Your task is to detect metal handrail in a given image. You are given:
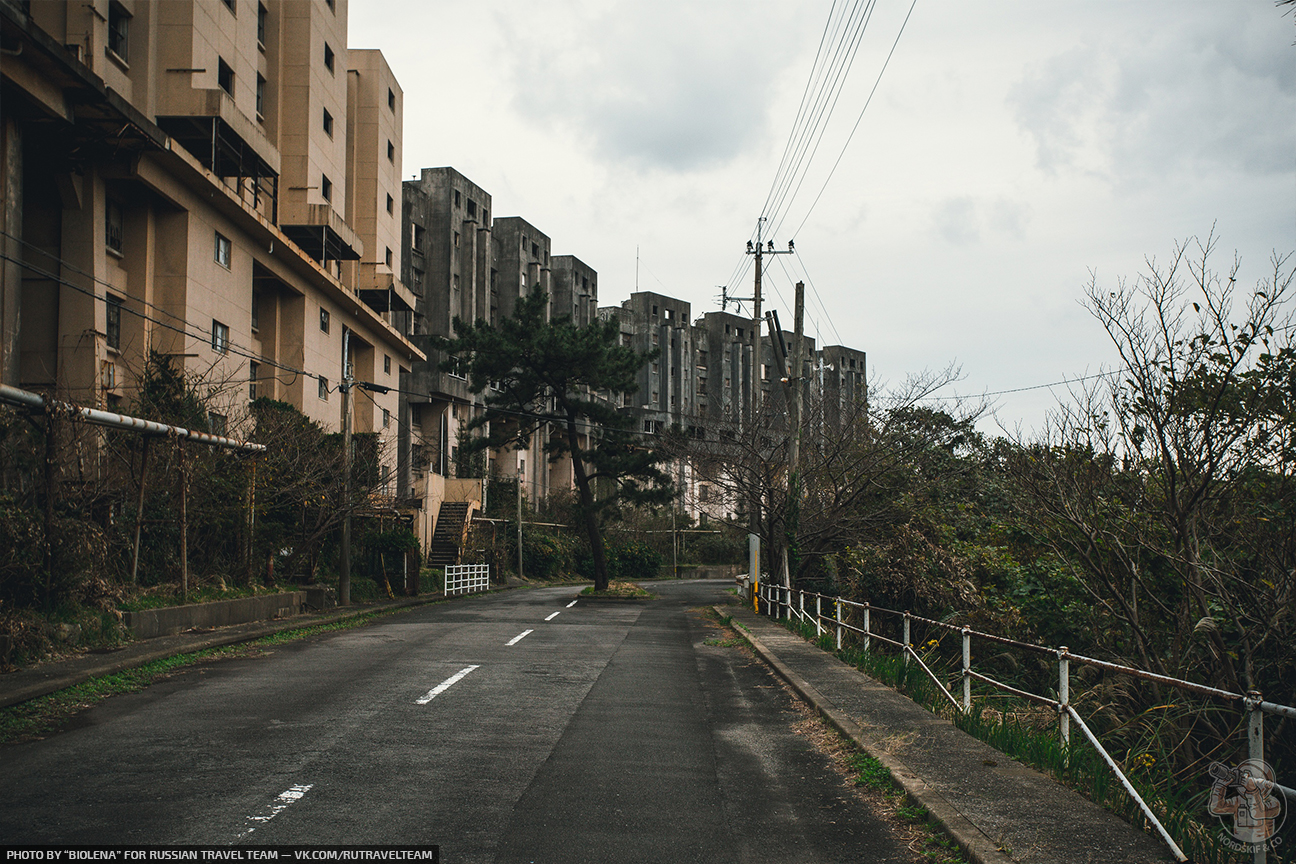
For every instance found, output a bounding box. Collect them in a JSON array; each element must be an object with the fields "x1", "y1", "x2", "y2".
[{"x1": 756, "y1": 583, "x2": 1295, "y2": 864}]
